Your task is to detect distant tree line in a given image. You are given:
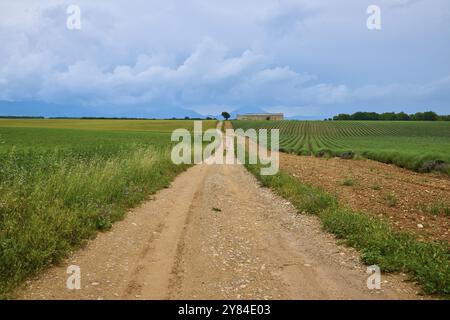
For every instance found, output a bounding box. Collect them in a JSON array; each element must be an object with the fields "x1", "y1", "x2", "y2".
[
  {"x1": 0, "y1": 115, "x2": 45, "y2": 119},
  {"x1": 73, "y1": 116, "x2": 217, "y2": 120},
  {"x1": 331, "y1": 111, "x2": 450, "y2": 121},
  {"x1": 0, "y1": 116, "x2": 217, "y2": 120}
]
